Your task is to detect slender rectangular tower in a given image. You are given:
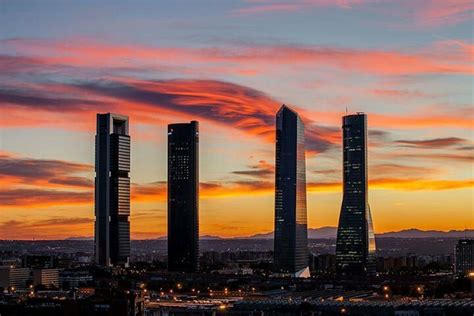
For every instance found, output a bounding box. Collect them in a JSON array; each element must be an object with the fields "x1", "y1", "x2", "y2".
[
  {"x1": 274, "y1": 105, "x2": 309, "y2": 277},
  {"x1": 336, "y1": 113, "x2": 376, "y2": 275},
  {"x1": 168, "y1": 121, "x2": 199, "y2": 272},
  {"x1": 455, "y1": 239, "x2": 473, "y2": 274},
  {"x1": 95, "y1": 113, "x2": 131, "y2": 267}
]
